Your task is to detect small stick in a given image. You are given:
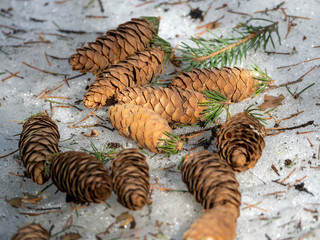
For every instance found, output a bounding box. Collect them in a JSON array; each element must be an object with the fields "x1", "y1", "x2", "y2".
[
  {"x1": 254, "y1": 1, "x2": 285, "y2": 14},
  {"x1": 215, "y1": 3, "x2": 227, "y2": 10},
  {"x1": 277, "y1": 59, "x2": 320, "y2": 69},
  {"x1": 265, "y1": 51, "x2": 290, "y2": 55},
  {"x1": 63, "y1": 73, "x2": 86, "y2": 86},
  {"x1": 267, "y1": 130, "x2": 285, "y2": 136},
  {"x1": 227, "y1": 9, "x2": 251, "y2": 16},
  {"x1": 281, "y1": 168, "x2": 296, "y2": 184},
  {"x1": 288, "y1": 176, "x2": 307, "y2": 189},
  {"x1": 278, "y1": 111, "x2": 304, "y2": 123},
  {"x1": 97, "y1": 0, "x2": 104, "y2": 12}
]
